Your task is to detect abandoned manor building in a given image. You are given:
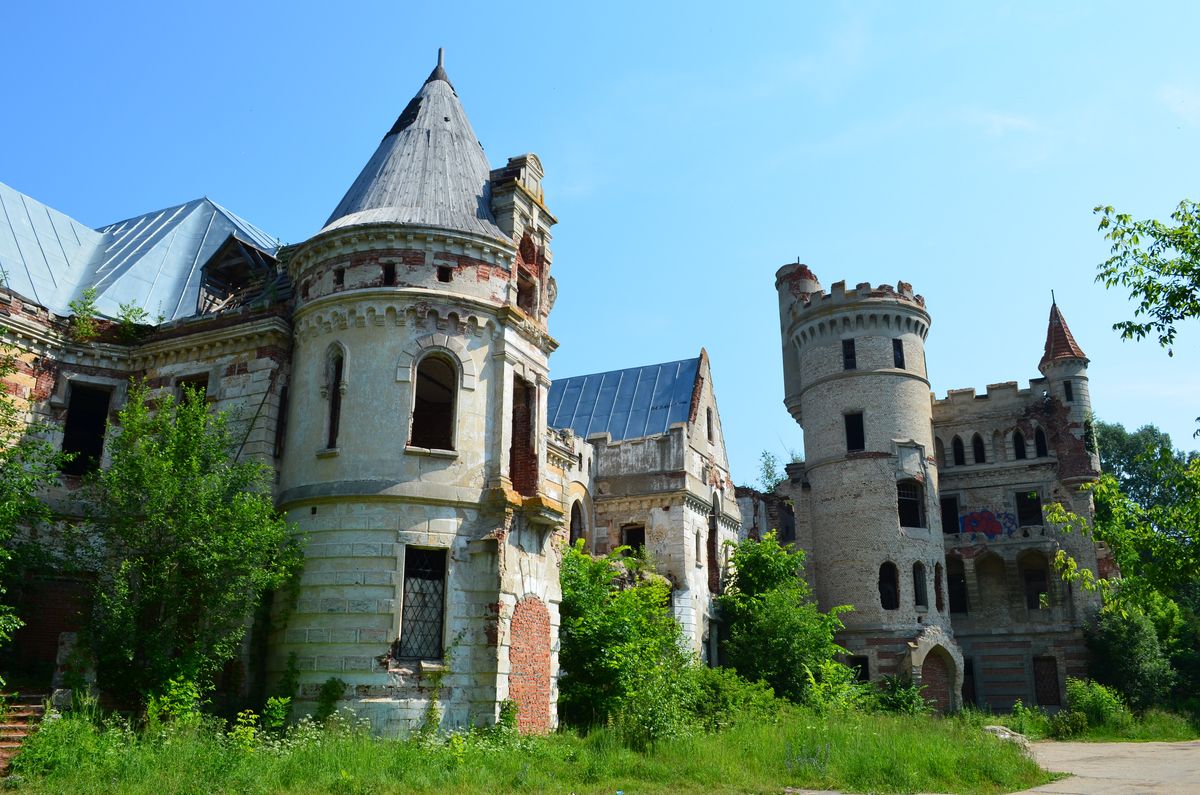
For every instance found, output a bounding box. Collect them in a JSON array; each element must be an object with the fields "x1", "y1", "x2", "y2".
[{"x1": 1, "y1": 54, "x2": 1103, "y2": 728}]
